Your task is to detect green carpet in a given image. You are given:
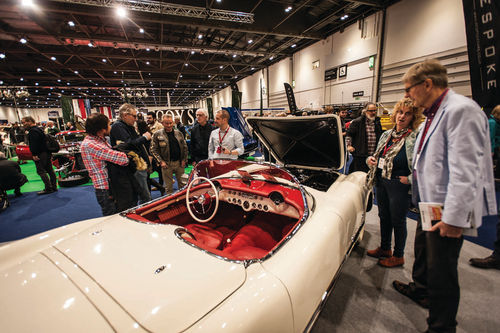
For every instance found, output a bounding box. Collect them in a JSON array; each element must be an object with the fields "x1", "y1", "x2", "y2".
[{"x1": 7, "y1": 157, "x2": 193, "y2": 194}]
